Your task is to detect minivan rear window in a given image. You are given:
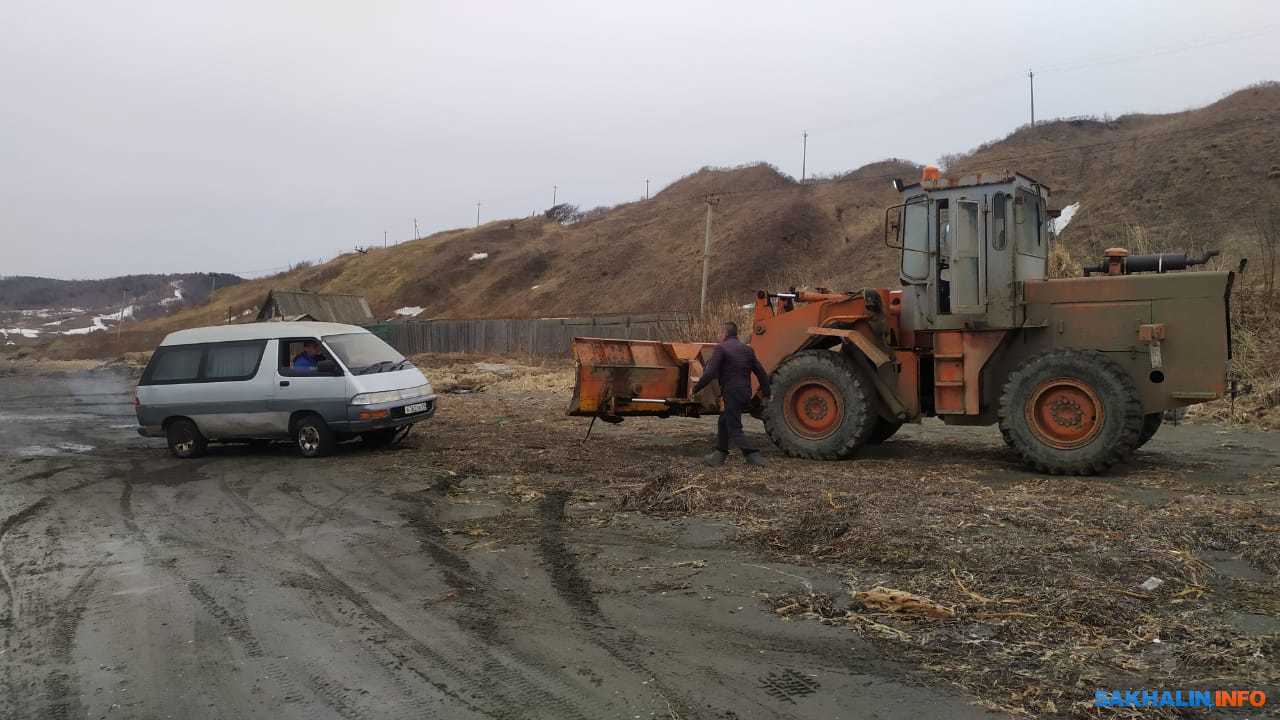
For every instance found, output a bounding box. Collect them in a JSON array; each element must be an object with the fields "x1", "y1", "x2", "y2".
[{"x1": 146, "y1": 346, "x2": 204, "y2": 383}]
